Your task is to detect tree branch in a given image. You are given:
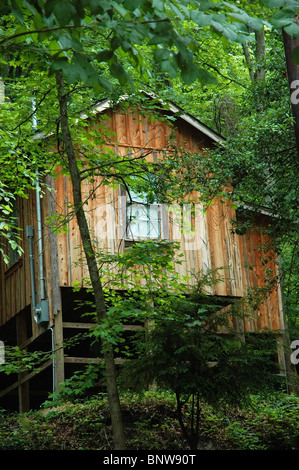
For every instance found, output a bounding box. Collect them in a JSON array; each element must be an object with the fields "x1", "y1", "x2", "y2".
[
  {"x1": 202, "y1": 62, "x2": 247, "y2": 88},
  {"x1": 0, "y1": 25, "x2": 83, "y2": 45},
  {"x1": 10, "y1": 88, "x2": 54, "y2": 132}
]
